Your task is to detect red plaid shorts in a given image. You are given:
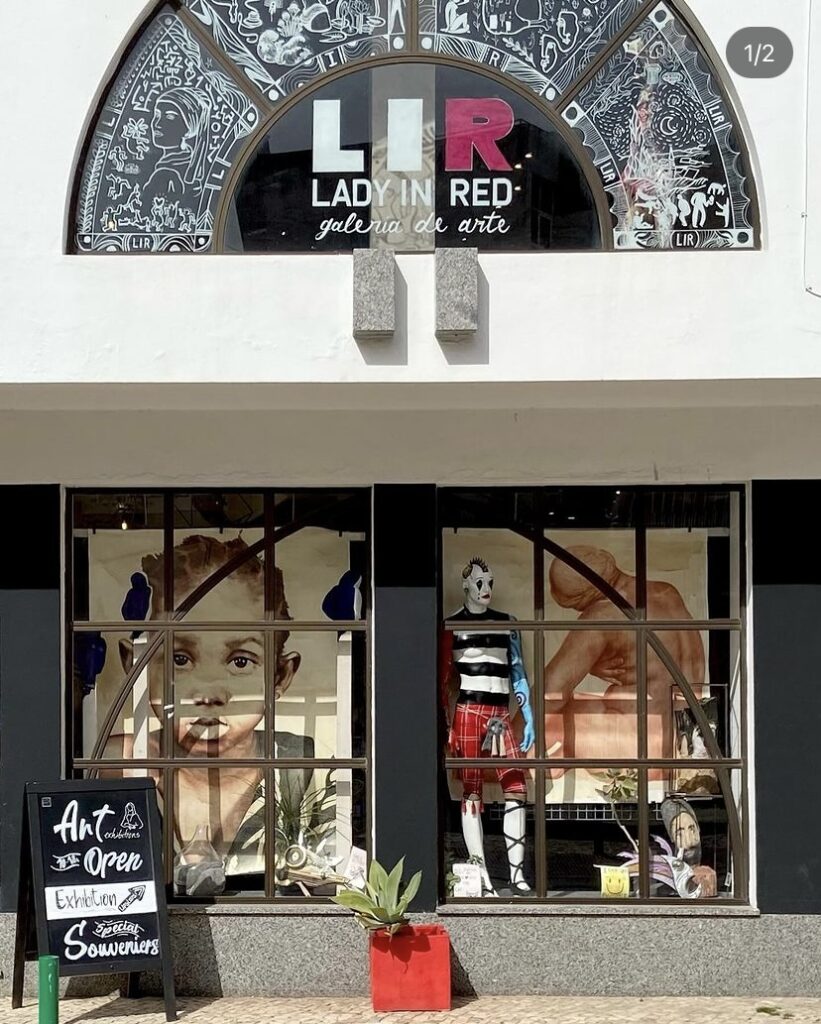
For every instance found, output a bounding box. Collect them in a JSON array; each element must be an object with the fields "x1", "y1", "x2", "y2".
[{"x1": 451, "y1": 702, "x2": 527, "y2": 800}]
